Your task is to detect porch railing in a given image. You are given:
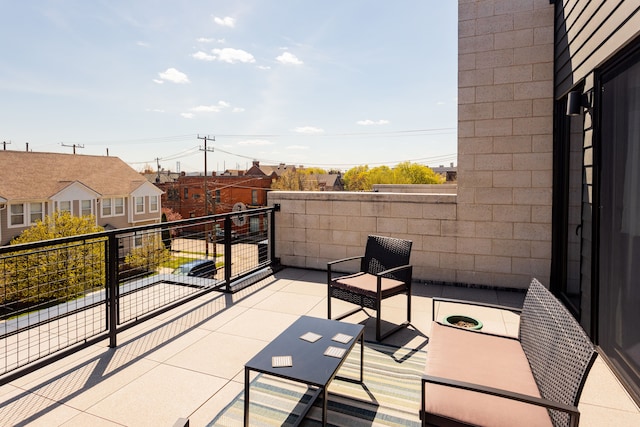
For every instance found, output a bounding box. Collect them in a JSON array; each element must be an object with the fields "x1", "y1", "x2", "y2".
[{"x1": 0, "y1": 207, "x2": 278, "y2": 385}]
